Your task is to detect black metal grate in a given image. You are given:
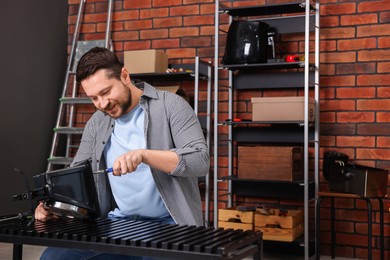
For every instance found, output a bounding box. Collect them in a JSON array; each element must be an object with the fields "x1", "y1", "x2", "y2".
[{"x1": 0, "y1": 217, "x2": 262, "y2": 260}]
